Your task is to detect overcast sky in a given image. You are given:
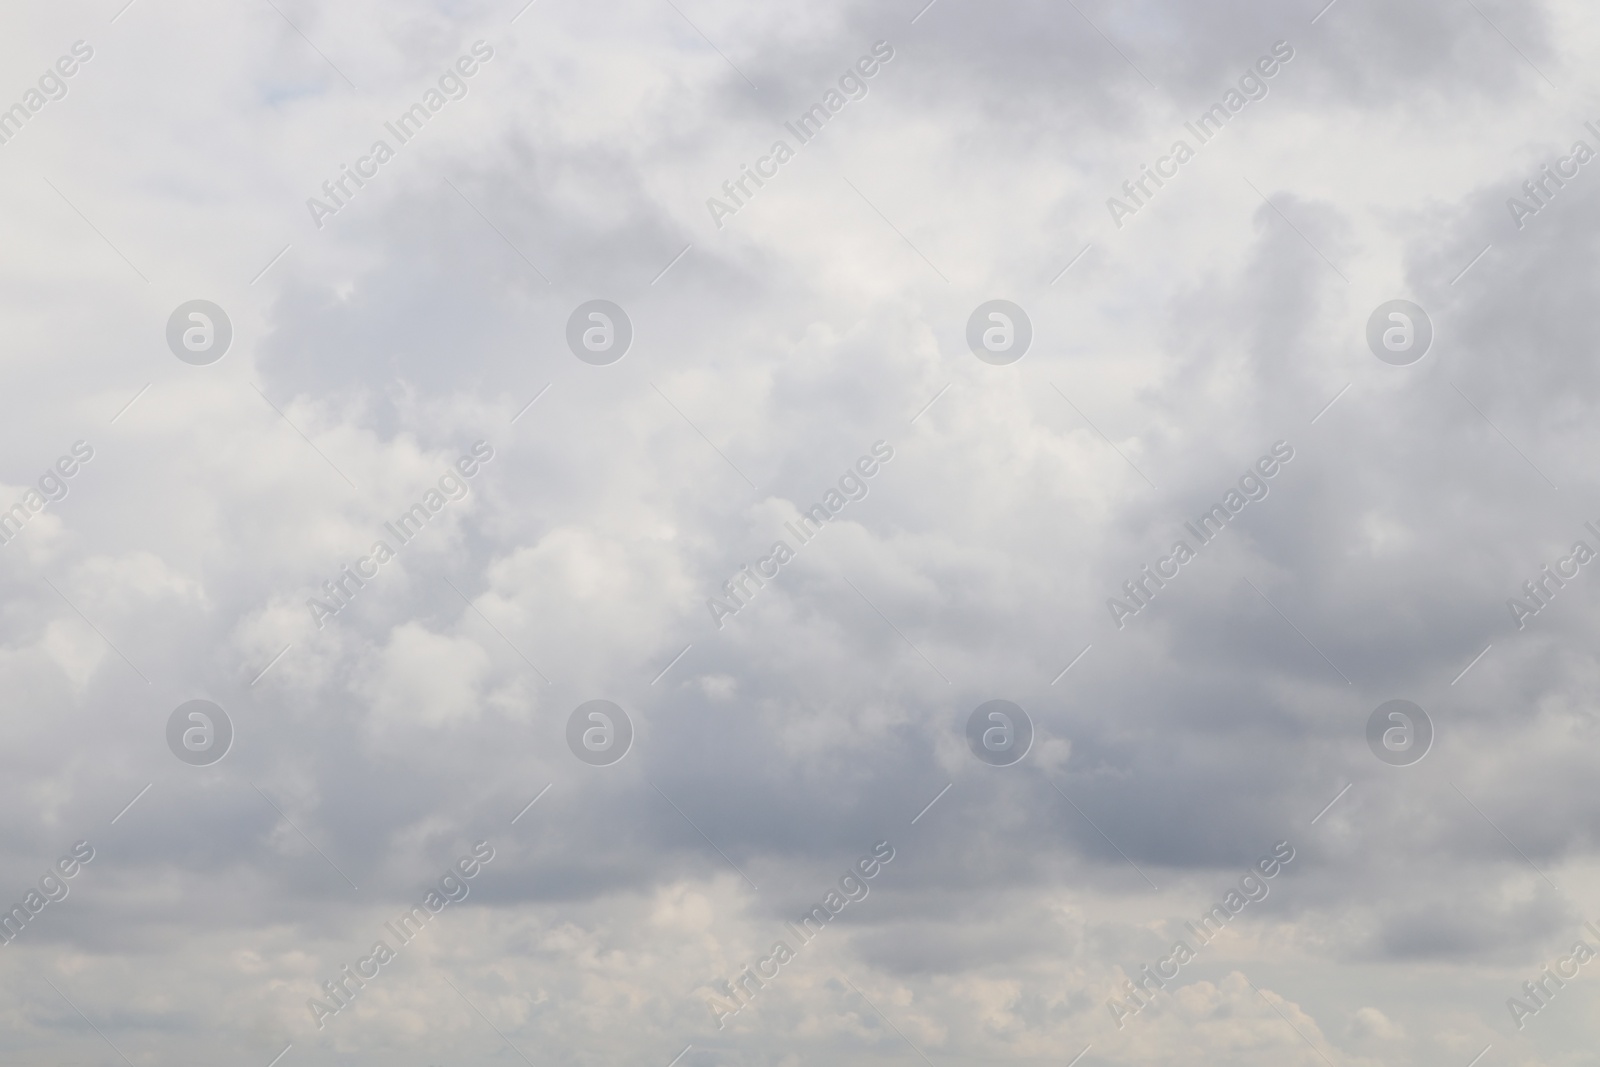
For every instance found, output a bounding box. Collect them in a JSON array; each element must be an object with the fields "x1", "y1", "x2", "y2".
[{"x1": 2, "y1": 0, "x2": 1600, "y2": 1064}]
